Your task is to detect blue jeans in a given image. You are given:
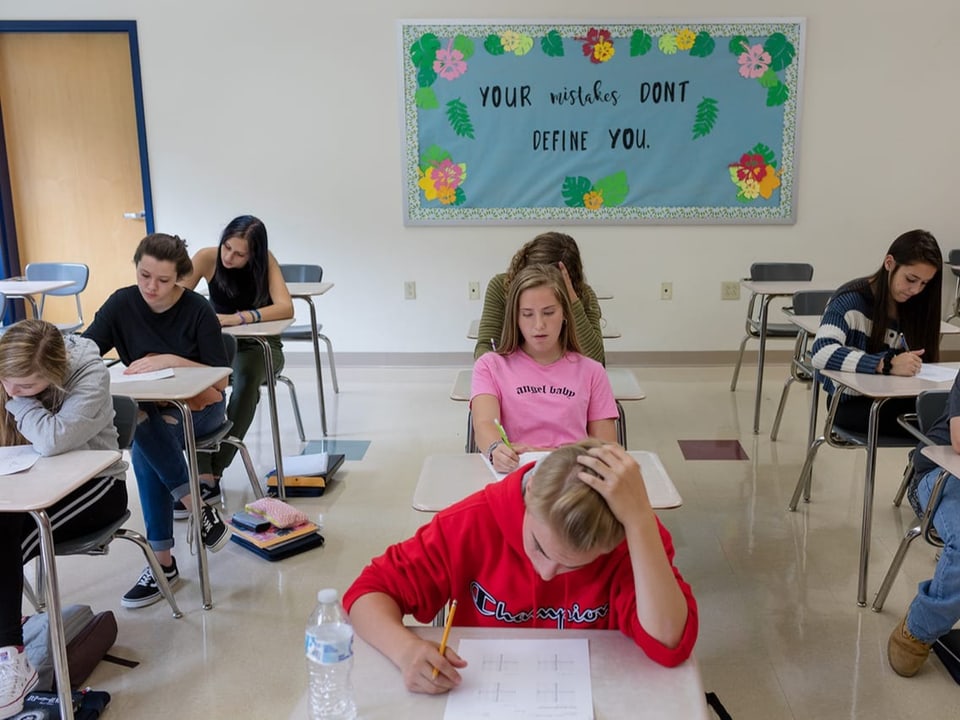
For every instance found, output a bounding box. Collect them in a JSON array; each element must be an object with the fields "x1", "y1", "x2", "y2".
[
  {"x1": 906, "y1": 467, "x2": 960, "y2": 642},
  {"x1": 131, "y1": 399, "x2": 226, "y2": 551}
]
